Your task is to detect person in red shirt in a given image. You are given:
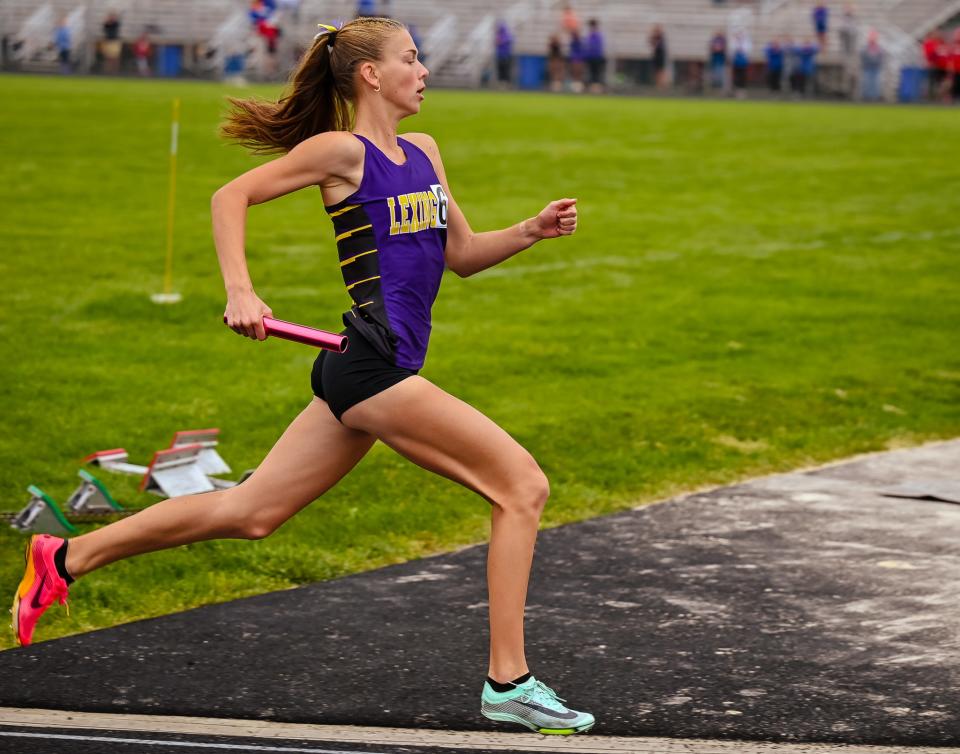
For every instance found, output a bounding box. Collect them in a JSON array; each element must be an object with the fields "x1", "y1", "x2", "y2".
[
  {"x1": 257, "y1": 17, "x2": 281, "y2": 78},
  {"x1": 133, "y1": 32, "x2": 152, "y2": 77},
  {"x1": 951, "y1": 28, "x2": 960, "y2": 103},
  {"x1": 923, "y1": 28, "x2": 950, "y2": 101}
]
